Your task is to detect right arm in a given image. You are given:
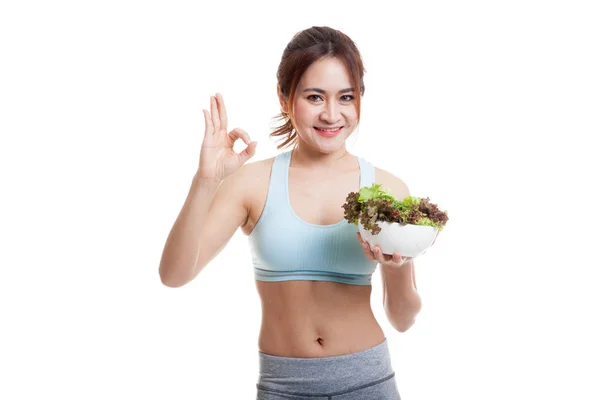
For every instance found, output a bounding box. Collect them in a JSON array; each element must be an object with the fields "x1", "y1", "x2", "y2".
[
  {"x1": 158, "y1": 92, "x2": 257, "y2": 287},
  {"x1": 158, "y1": 169, "x2": 249, "y2": 287},
  {"x1": 158, "y1": 174, "x2": 220, "y2": 287}
]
